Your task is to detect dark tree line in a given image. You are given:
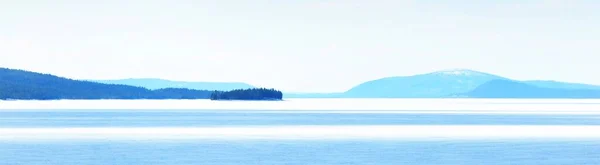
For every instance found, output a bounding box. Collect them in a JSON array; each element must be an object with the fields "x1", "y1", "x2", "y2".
[
  {"x1": 0, "y1": 68, "x2": 213, "y2": 100},
  {"x1": 0, "y1": 68, "x2": 285, "y2": 100},
  {"x1": 210, "y1": 88, "x2": 283, "y2": 100}
]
